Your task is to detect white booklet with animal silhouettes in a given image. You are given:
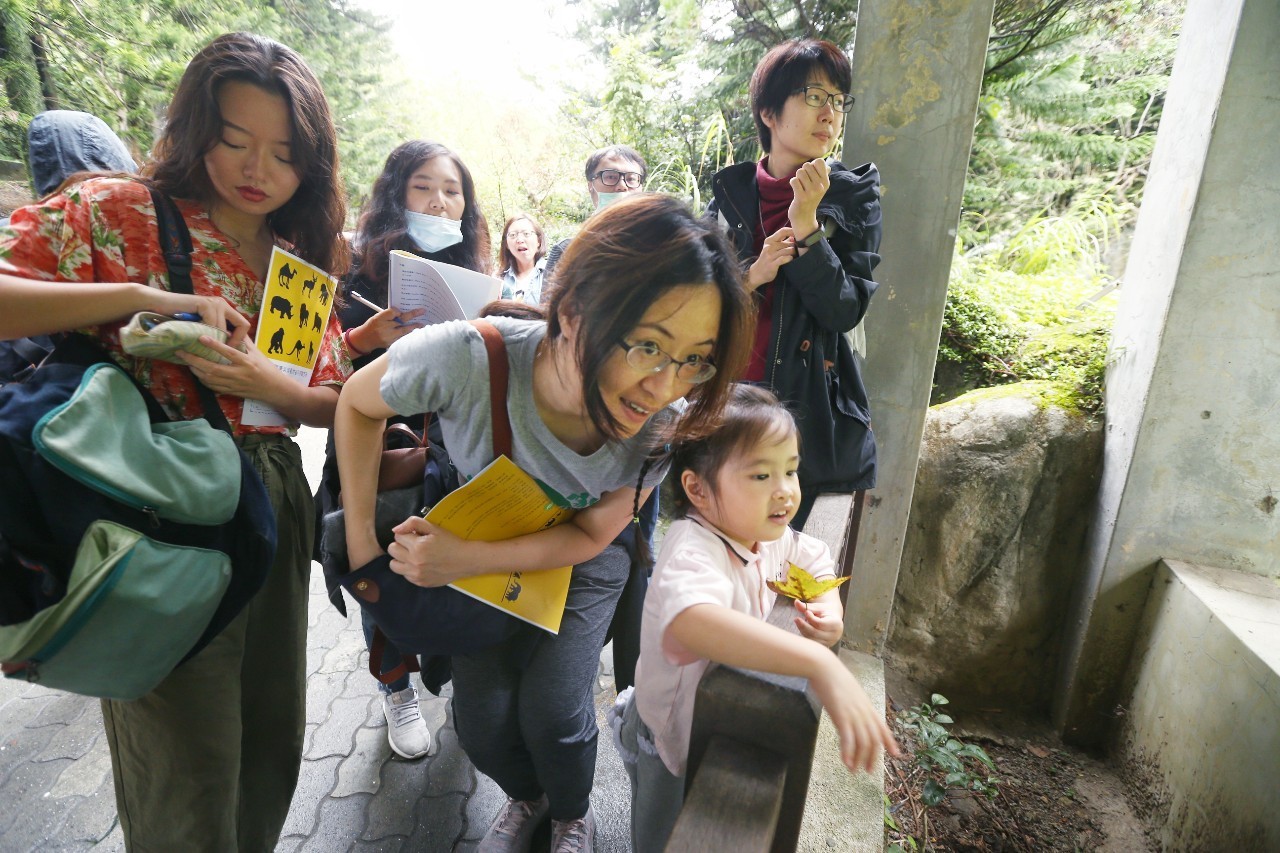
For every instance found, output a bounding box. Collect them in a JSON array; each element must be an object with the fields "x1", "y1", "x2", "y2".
[
  {"x1": 425, "y1": 455, "x2": 574, "y2": 634},
  {"x1": 386, "y1": 250, "x2": 501, "y2": 324}
]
